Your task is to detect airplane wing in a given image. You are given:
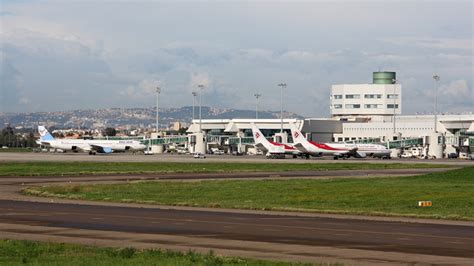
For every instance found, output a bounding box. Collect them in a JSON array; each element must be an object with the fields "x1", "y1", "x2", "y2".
[
  {"x1": 89, "y1": 144, "x2": 114, "y2": 154},
  {"x1": 37, "y1": 141, "x2": 51, "y2": 146},
  {"x1": 293, "y1": 143, "x2": 323, "y2": 156},
  {"x1": 293, "y1": 143, "x2": 310, "y2": 153},
  {"x1": 254, "y1": 143, "x2": 269, "y2": 153},
  {"x1": 342, "y1": 147, "x2": 359, "y2": 156}
]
